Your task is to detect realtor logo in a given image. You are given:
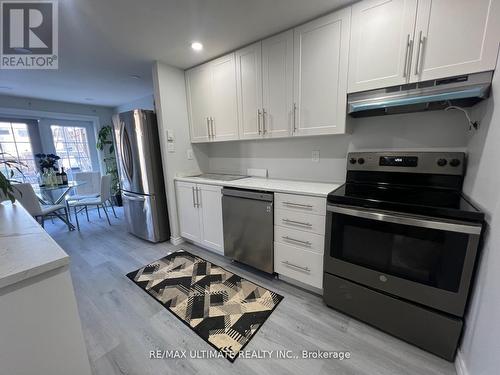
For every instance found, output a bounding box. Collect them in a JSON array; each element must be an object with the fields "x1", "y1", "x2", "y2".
[{"x1": 1, "y1": 0, "x2": 58, "y2": 69}]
